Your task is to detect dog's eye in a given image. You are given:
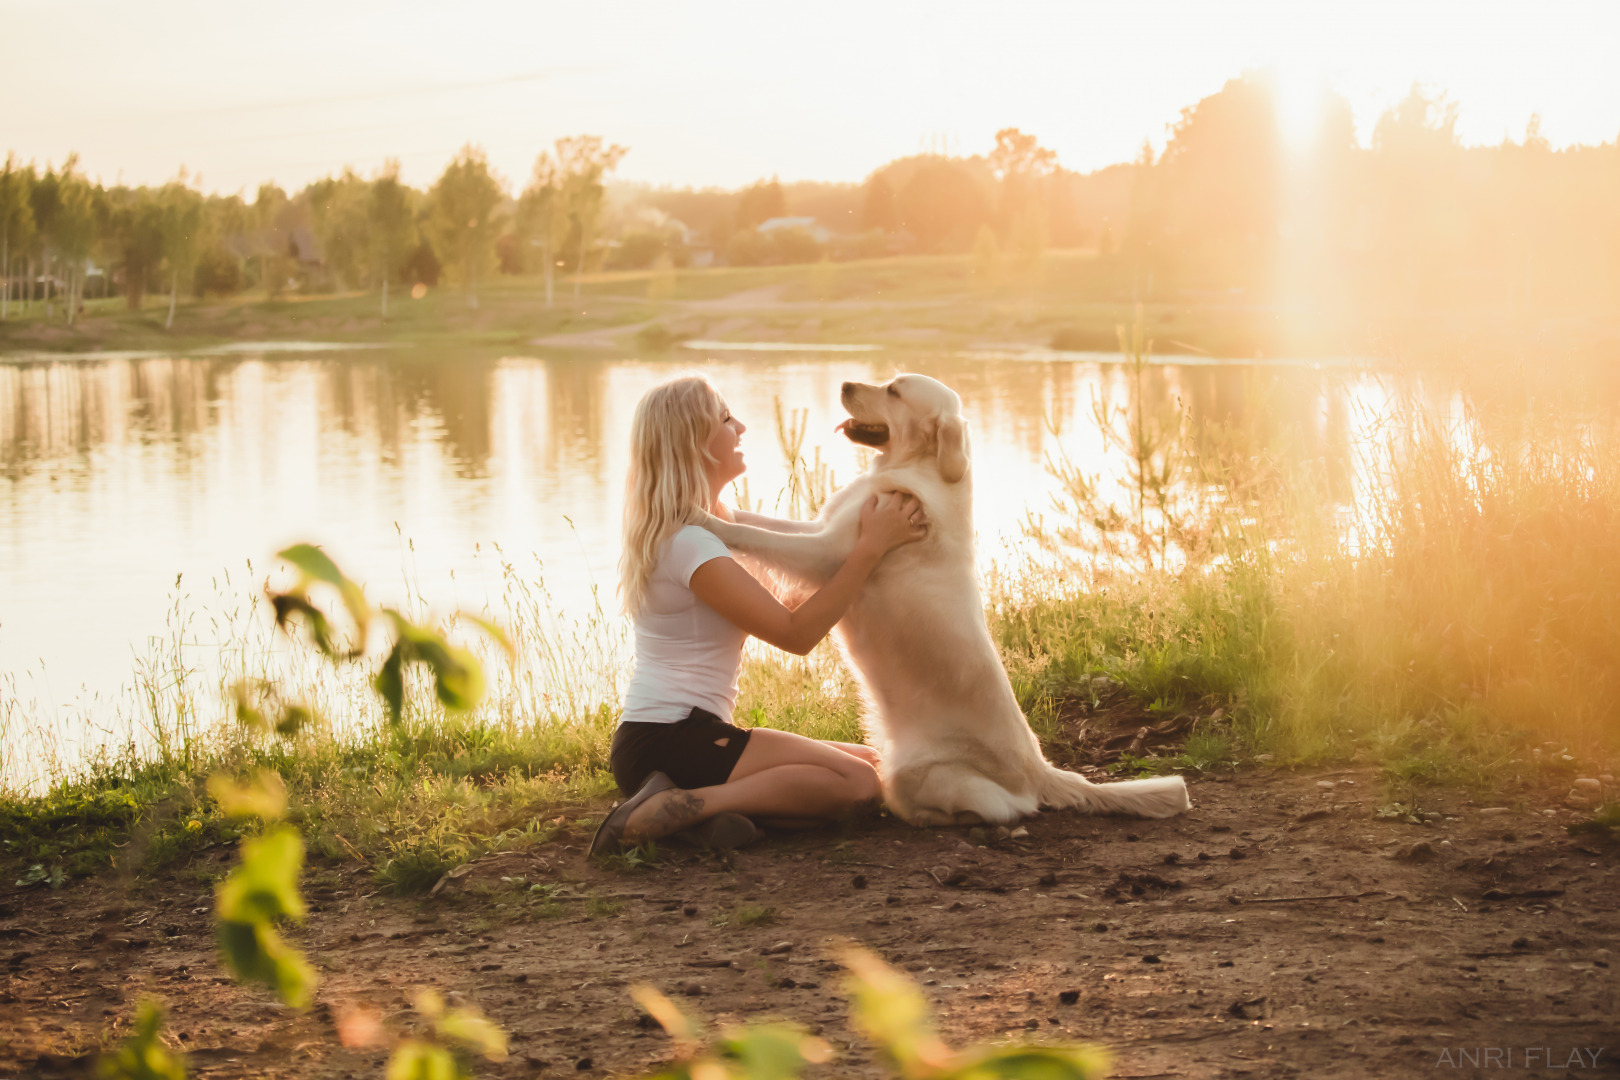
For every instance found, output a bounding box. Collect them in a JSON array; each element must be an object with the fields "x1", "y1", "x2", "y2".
[{"x1": 886, "y1": 385, "x2": 900, "y2": 397}]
